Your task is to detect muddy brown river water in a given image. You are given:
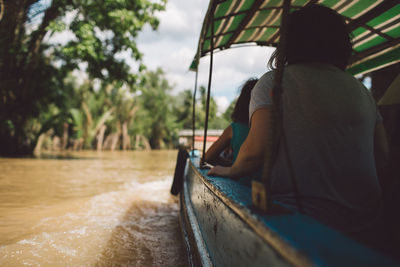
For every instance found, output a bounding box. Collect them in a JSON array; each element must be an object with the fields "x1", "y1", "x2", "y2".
[{"x1": 0, "y1": 150, "x2": 187, "y2": 266}]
